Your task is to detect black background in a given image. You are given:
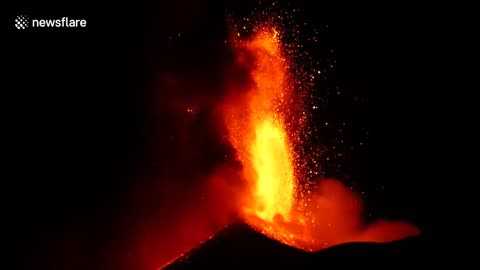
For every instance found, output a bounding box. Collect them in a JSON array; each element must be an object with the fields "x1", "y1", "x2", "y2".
[{"x1": 6, "y1": 1, "x2": 452, "y2": 269}]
